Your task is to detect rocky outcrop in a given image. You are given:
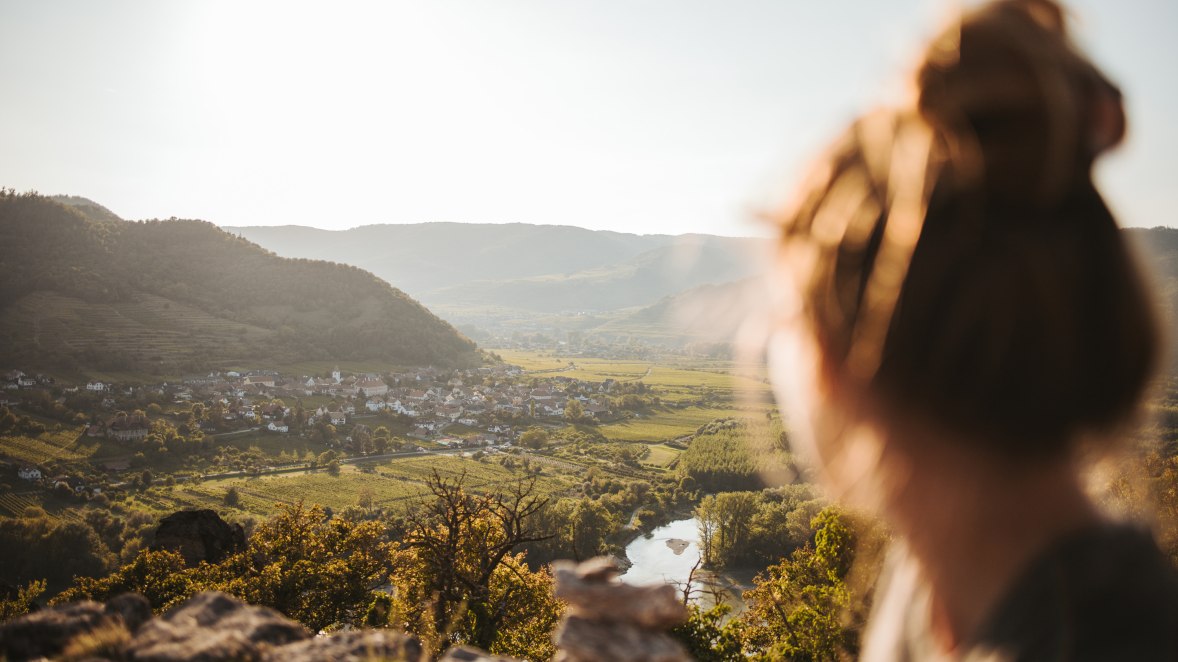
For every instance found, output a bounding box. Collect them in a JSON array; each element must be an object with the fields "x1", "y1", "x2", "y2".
[
  {"x1": 150, "y1": 510, "x2": 246, "y2": 567},
  {"x1": 0, "y1": 591, "x2": 420, "y2": 662},
  {"x1": 0, "y1": 593, "x2": 150, "y2": 661},
  {"x1": 552, "y1": 557, "x2": 691, "y2": 662},
  {"x1": 126, "y1": 591, "x2": 309, "y2": 661},
  {"x1": 261, "y1": 629, "x2": 422, "y2": 662},
  {"x1": 0, "y1": 557, "x2": 693, "y2": 661}
]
